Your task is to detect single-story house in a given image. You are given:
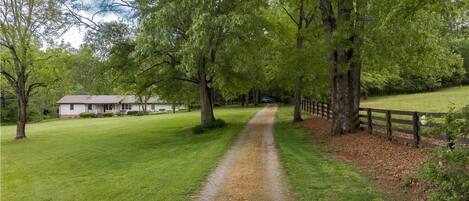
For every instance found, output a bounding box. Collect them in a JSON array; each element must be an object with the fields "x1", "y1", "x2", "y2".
[{"x1": 56, "y1": 95, "x2": 184, "y2": 117}]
